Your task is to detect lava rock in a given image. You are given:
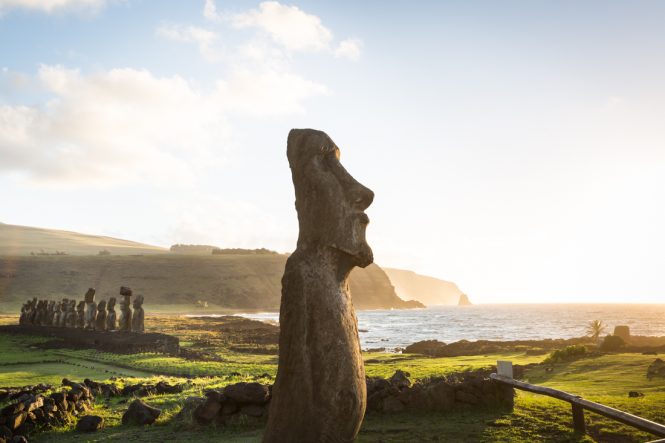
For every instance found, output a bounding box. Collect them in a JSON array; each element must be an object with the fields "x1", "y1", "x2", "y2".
[
  {"x1": 76, "y1": 415, "x2": 104, "y2": 432},
  {"x1": 224, "y1": 383, "x2": 270, "y2": 404},
  {"x1": 121, "y1": 400, "x2": 161, "y2": 426}
]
